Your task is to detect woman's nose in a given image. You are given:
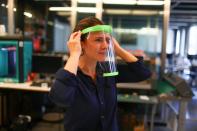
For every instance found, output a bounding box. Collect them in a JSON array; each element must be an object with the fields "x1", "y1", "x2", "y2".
[{"x1": 102, "y1": 40, "x2": 109, "y2": 49}]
